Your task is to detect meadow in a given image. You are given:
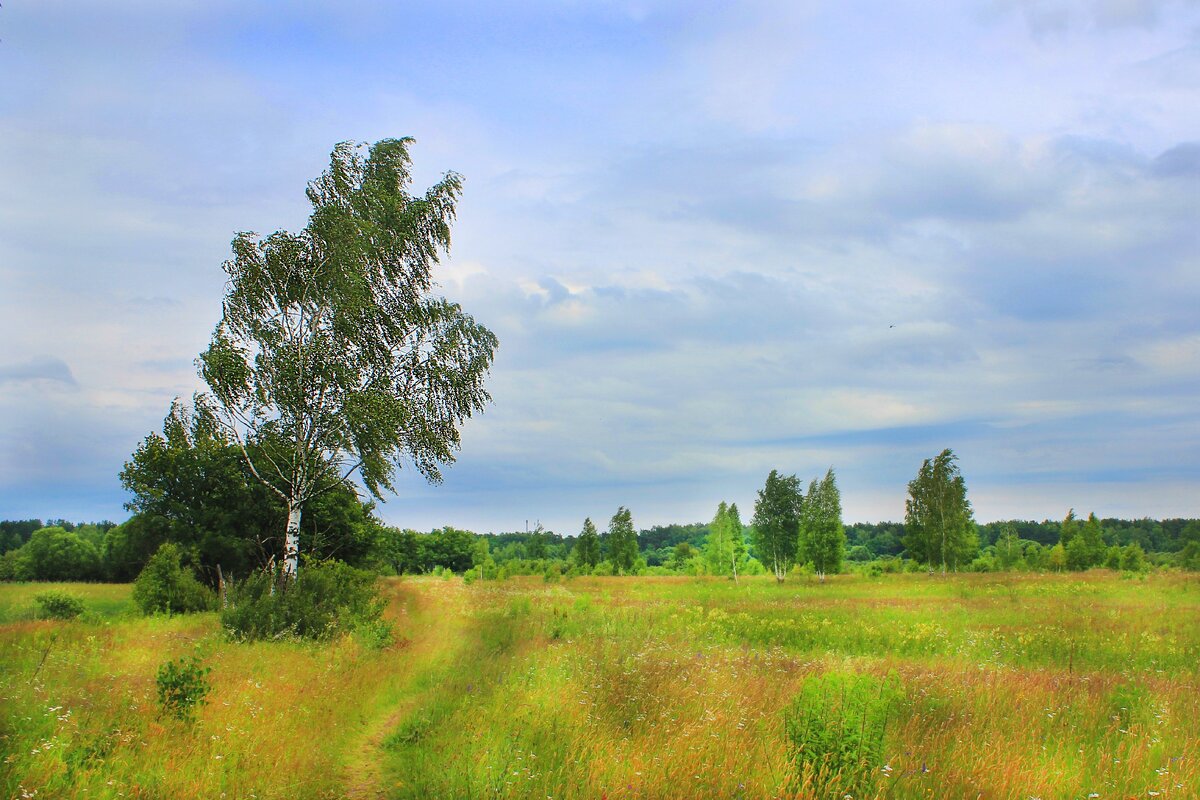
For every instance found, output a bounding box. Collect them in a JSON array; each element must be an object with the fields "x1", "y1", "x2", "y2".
[{"x1": 2, "y1": 572, "x2": 1198, "y2": 799}]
